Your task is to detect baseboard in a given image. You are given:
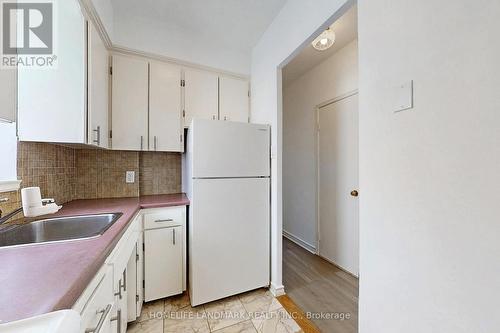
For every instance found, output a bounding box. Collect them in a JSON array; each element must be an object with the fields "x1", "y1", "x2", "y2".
[
  {"x1": 283, "y1": 230, "x2": 317, "y2": 254},
  {"x1": 269, "y1": 282, "x2": 285, "y2": 297}
]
